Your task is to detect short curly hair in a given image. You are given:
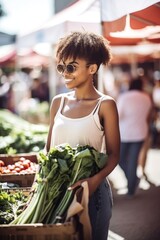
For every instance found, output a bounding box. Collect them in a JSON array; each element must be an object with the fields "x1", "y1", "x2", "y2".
[{"x1": 56, "y1": 31, "x2": 112, "y2": 69}]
